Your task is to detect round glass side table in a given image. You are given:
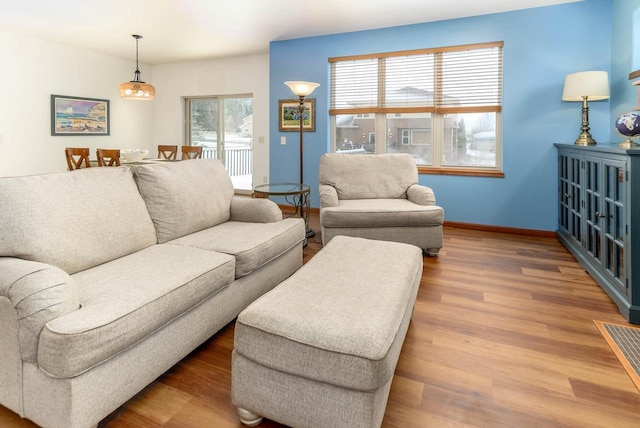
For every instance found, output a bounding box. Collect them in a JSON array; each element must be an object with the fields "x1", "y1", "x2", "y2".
[{"x1": 253, "y1": 182, "x2": 314, "y2": 244}]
